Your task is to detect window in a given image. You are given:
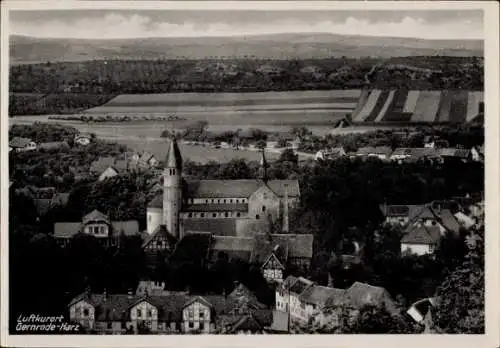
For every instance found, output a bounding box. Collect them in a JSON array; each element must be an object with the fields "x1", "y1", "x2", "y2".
[
  {"x1": 237, "y1": 213, "x2": 241, "y2": 217},
  {"x1": 189, "y1": 310, "x2": 194, "y2": 318},
  {"x1": 107, "y1": 322, "x2": 112, "y2": 329},
  {"x1": 262, "y1": 206, "x2": 266, "y2": 212},
  {"x1": 137, "y1": 309, "x2": 142, "y2": 318},
  {"x1": 199, "y1": 322, "x2": 205, "y2": 331},
  {"x1": 172, "y1": 169, "x2": 176, "y2": 175},
  {"x1": 76, "y1": 307, "x2": 81, "y2": 316},
  {"x1": 189, "y1": 322, "x2": 194, "y2": 329},
  {"x1": 236, "y1": 199, "x2": 239, "y2": 203},
  {"x1": 230, "y1": 199, "x2": 233, "y2": 203},
  {"x1": 206, "y1": 200, "x2": 209, "y2": 203},
  {"x1": 188, "y1": 213, "x2": 193, "y2": 218},
  {"x1": 147, "y1": 310, "x2": 152, "y2": 318},
  {"x1": 225, "y1": 212, "x2": 229, "y2": 218},
  {"x1": 256, "y1": 214, "x2": 260, "y2": 220},
  {"x1": 199, "y1": 311, "x2": 204, "y2": 319},
  {"x1": 224, "y1": 199, "x2": 227, "y2": 203},
  {"x1": 213, "y1": 213, "x2": 217, "y2": 218},
  {"x1": 218, "y1": 199, "x2": 221, "y2": 203},
  {"x1": 157, "y1": 241, "x2": 163, "y2": 248},
  {"x1": 201, "y1": 213, "x2": 205, "y2": 218},
  {"x1": 83, "y1": 308, "x2": 89, "y2": 316},
  {"x1": 211, "y1": 199, "x2": 214, "y2": 203}
]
